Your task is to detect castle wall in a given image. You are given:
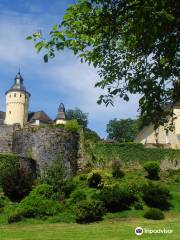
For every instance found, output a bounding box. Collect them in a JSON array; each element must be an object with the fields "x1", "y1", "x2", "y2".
[
  {"x1": 13, "y1": 127, "x2": 79, "y2": 177},
  {"x1": 0, "y1": 125, "x2": 14, "y2": 153}
]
